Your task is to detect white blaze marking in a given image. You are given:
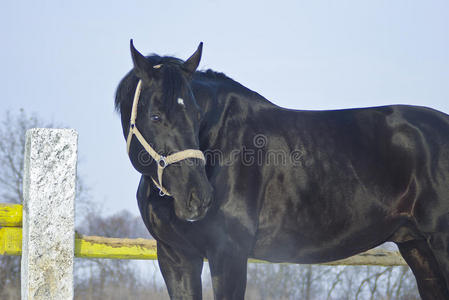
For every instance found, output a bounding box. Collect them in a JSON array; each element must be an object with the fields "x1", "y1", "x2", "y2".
[{"x1": 177, "y1": 98, "x2": 185, "y2": 106}]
